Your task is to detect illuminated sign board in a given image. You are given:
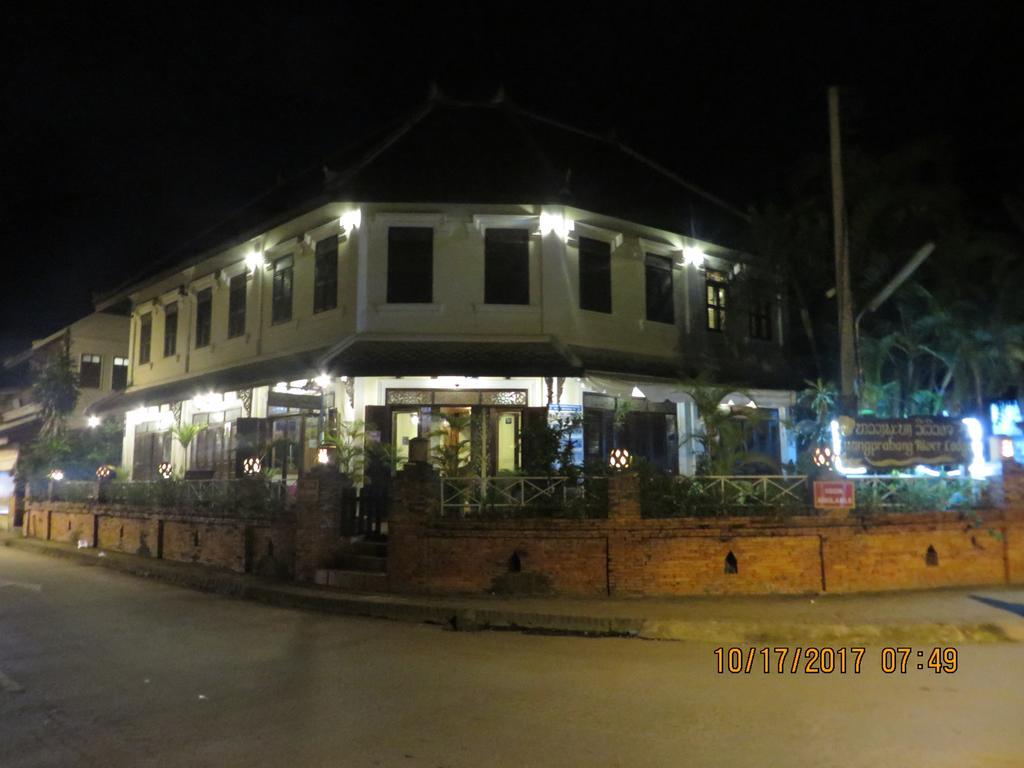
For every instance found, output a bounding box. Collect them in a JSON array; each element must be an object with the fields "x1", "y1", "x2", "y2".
[{"x1": 839, "y1": 416, "x2": 969, "y2": 469}]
